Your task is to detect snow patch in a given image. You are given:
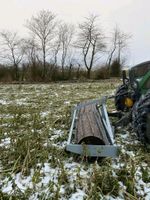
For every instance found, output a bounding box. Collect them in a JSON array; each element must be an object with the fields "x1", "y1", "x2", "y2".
[
  {"x1": 68, "y1": 189, "x2": 86, "y2": 200},
  {"x1": 0, "y1": 137, "x2": 11, "y2": 147},
  {"x1": 0, "y1": 100, "x2": 7, "y2": 105},
  {"x1": 40, "y1": 111, "x2": 49, "y2": 117}
]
